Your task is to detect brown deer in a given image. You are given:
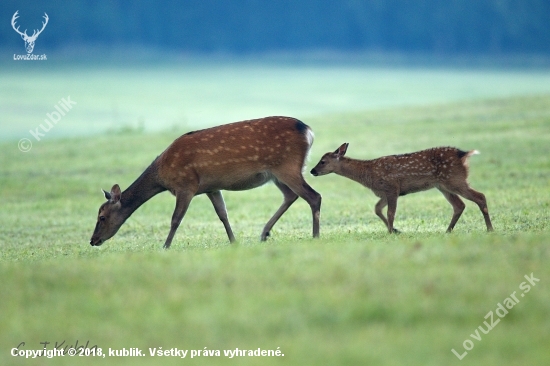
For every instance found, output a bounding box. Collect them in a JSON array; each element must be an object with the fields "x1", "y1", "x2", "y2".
[
  {"x1": 90, "y1": 117, "x2": 321, "y2": 248},
  {"x1": 310, "y1": 143, "x2": 493, "y2": 233}
]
